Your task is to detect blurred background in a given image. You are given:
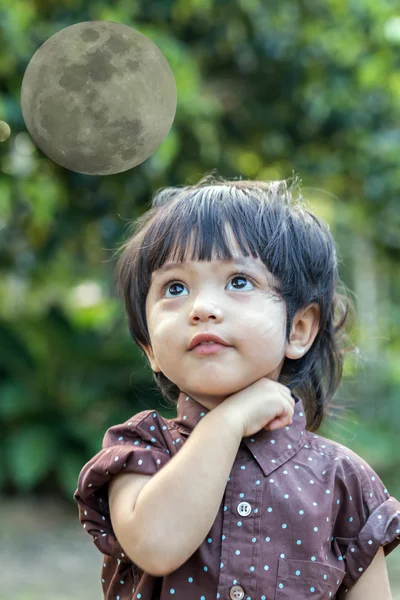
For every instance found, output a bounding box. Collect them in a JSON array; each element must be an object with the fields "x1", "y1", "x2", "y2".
[{"x1": 0, "y1": 0, "x2": 399, "y2": 598}]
